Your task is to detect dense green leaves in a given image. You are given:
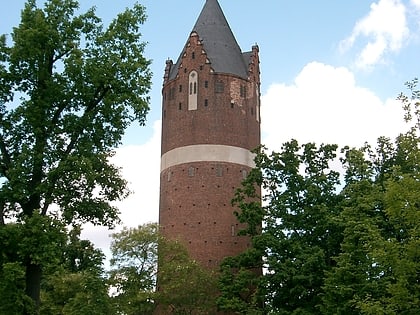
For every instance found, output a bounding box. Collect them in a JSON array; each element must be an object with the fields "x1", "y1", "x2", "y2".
[
  {"x1": 108, "y1": 223, "x2": 219, "y2": 314},
  {"x1": 157, "y1": 238, "x2": 219, "y2": 315},
  {"x1": 219, "y1": 79, "x2": 420, "y2": 314},
  {"x1": 0, "y1": 0, "x2": 151, "y2": 310},
  {"x1": 221, "y1": 142, "x2": 342, "y2": 314},
  {"x1": 109, "y1": 223, "x2": 158, "y2": 314},
  {"x1": 0, "y1": 262, "x2": 33, "y2": 314},
  {"x1": 1, "y1": 0, "x2": 151, "y2": 224},
  {"x1": 41, "y1": 269, "x2": 112, "y2": 315}
]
